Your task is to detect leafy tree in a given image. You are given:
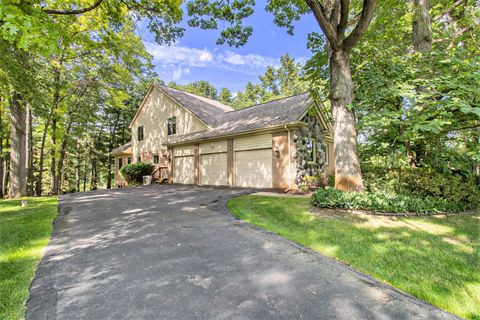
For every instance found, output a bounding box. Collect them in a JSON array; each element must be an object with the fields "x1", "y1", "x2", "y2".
[
  {"x1": 219, "y1": 88, "x2": 233, "y2": 105},
  {"x1": 186, "y1": 0, "x2": 377, "y2": 192}
]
